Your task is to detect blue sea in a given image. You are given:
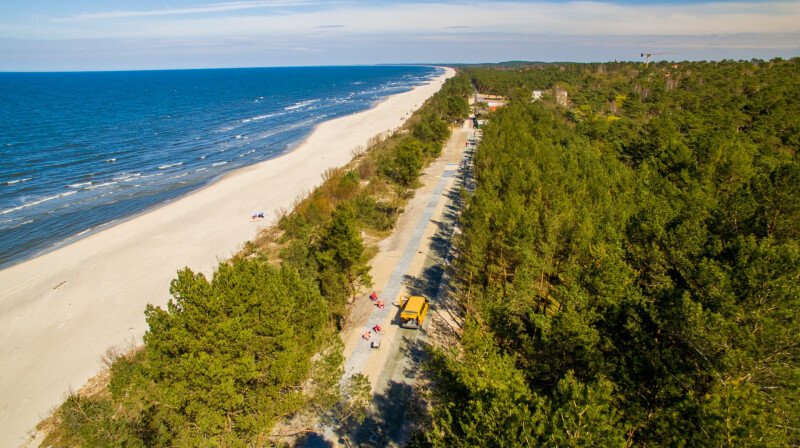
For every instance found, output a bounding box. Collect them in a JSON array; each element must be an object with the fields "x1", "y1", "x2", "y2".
[{"x1": 0, "y1": 65, "x2": 440, "y2": 268}]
